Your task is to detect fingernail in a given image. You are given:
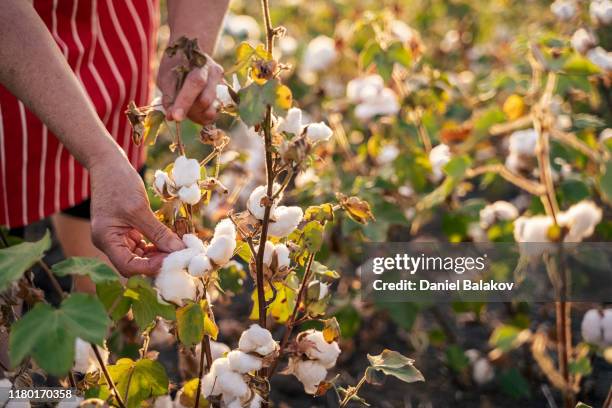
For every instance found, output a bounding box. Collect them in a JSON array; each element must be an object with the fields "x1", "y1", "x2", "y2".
[
  {"x1": 173, "y1": 108, "x2": 184, "y2": 121},
  {"x1": 167, "y1": 237, "x2": 185, "y2": 252}
]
